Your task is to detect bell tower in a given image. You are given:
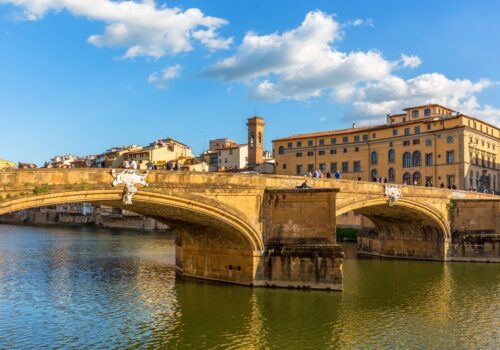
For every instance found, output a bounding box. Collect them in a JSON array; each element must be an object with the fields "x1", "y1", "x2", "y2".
[{"x1": 247, "y1": 116, "x2": 265, "y2": 168}]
